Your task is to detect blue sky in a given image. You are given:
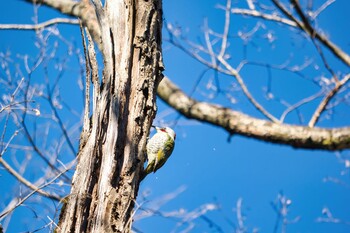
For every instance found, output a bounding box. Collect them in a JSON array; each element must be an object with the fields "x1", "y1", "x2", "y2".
[{"x1": 1, "y1": 0, "x2": 350, "y2": 232}]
